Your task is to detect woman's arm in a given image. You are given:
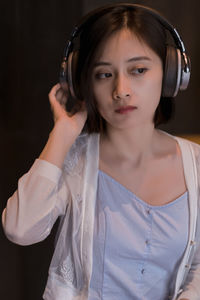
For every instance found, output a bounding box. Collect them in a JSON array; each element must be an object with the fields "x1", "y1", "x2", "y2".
[
  {"x1": 2, "y1": 84, "x2": 87, "y2": 245},
  {"x1": 40, "y1": 83, "x2": 87, "y2": 168},
  {"x1": 2, "y1": 159, "x2": 66, "y2": 245}
]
